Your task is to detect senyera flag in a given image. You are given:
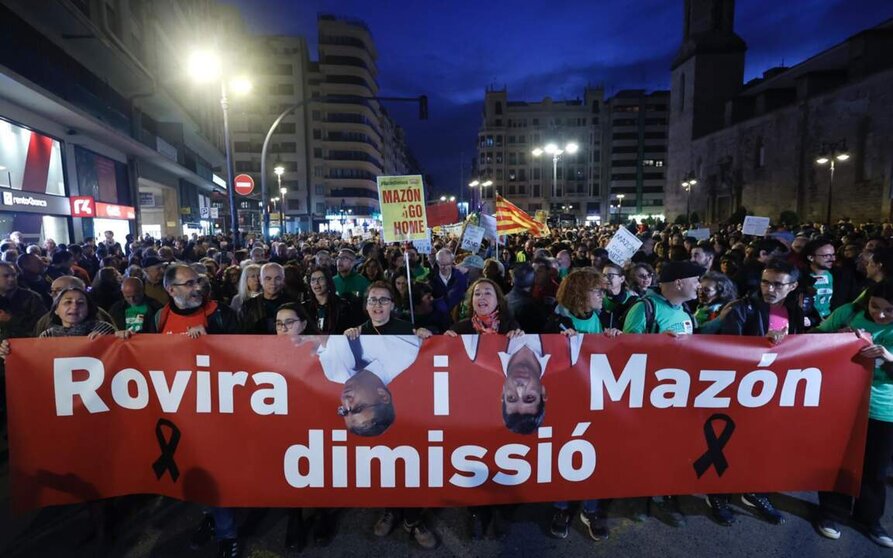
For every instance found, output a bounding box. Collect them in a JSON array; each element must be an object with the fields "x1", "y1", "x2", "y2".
[
  {"x1": 5, "y1": 333, "x2": 872, "y2": 511},
  {"x1": 495, "y1": 194, "x2": 549, "y2": 236}
]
